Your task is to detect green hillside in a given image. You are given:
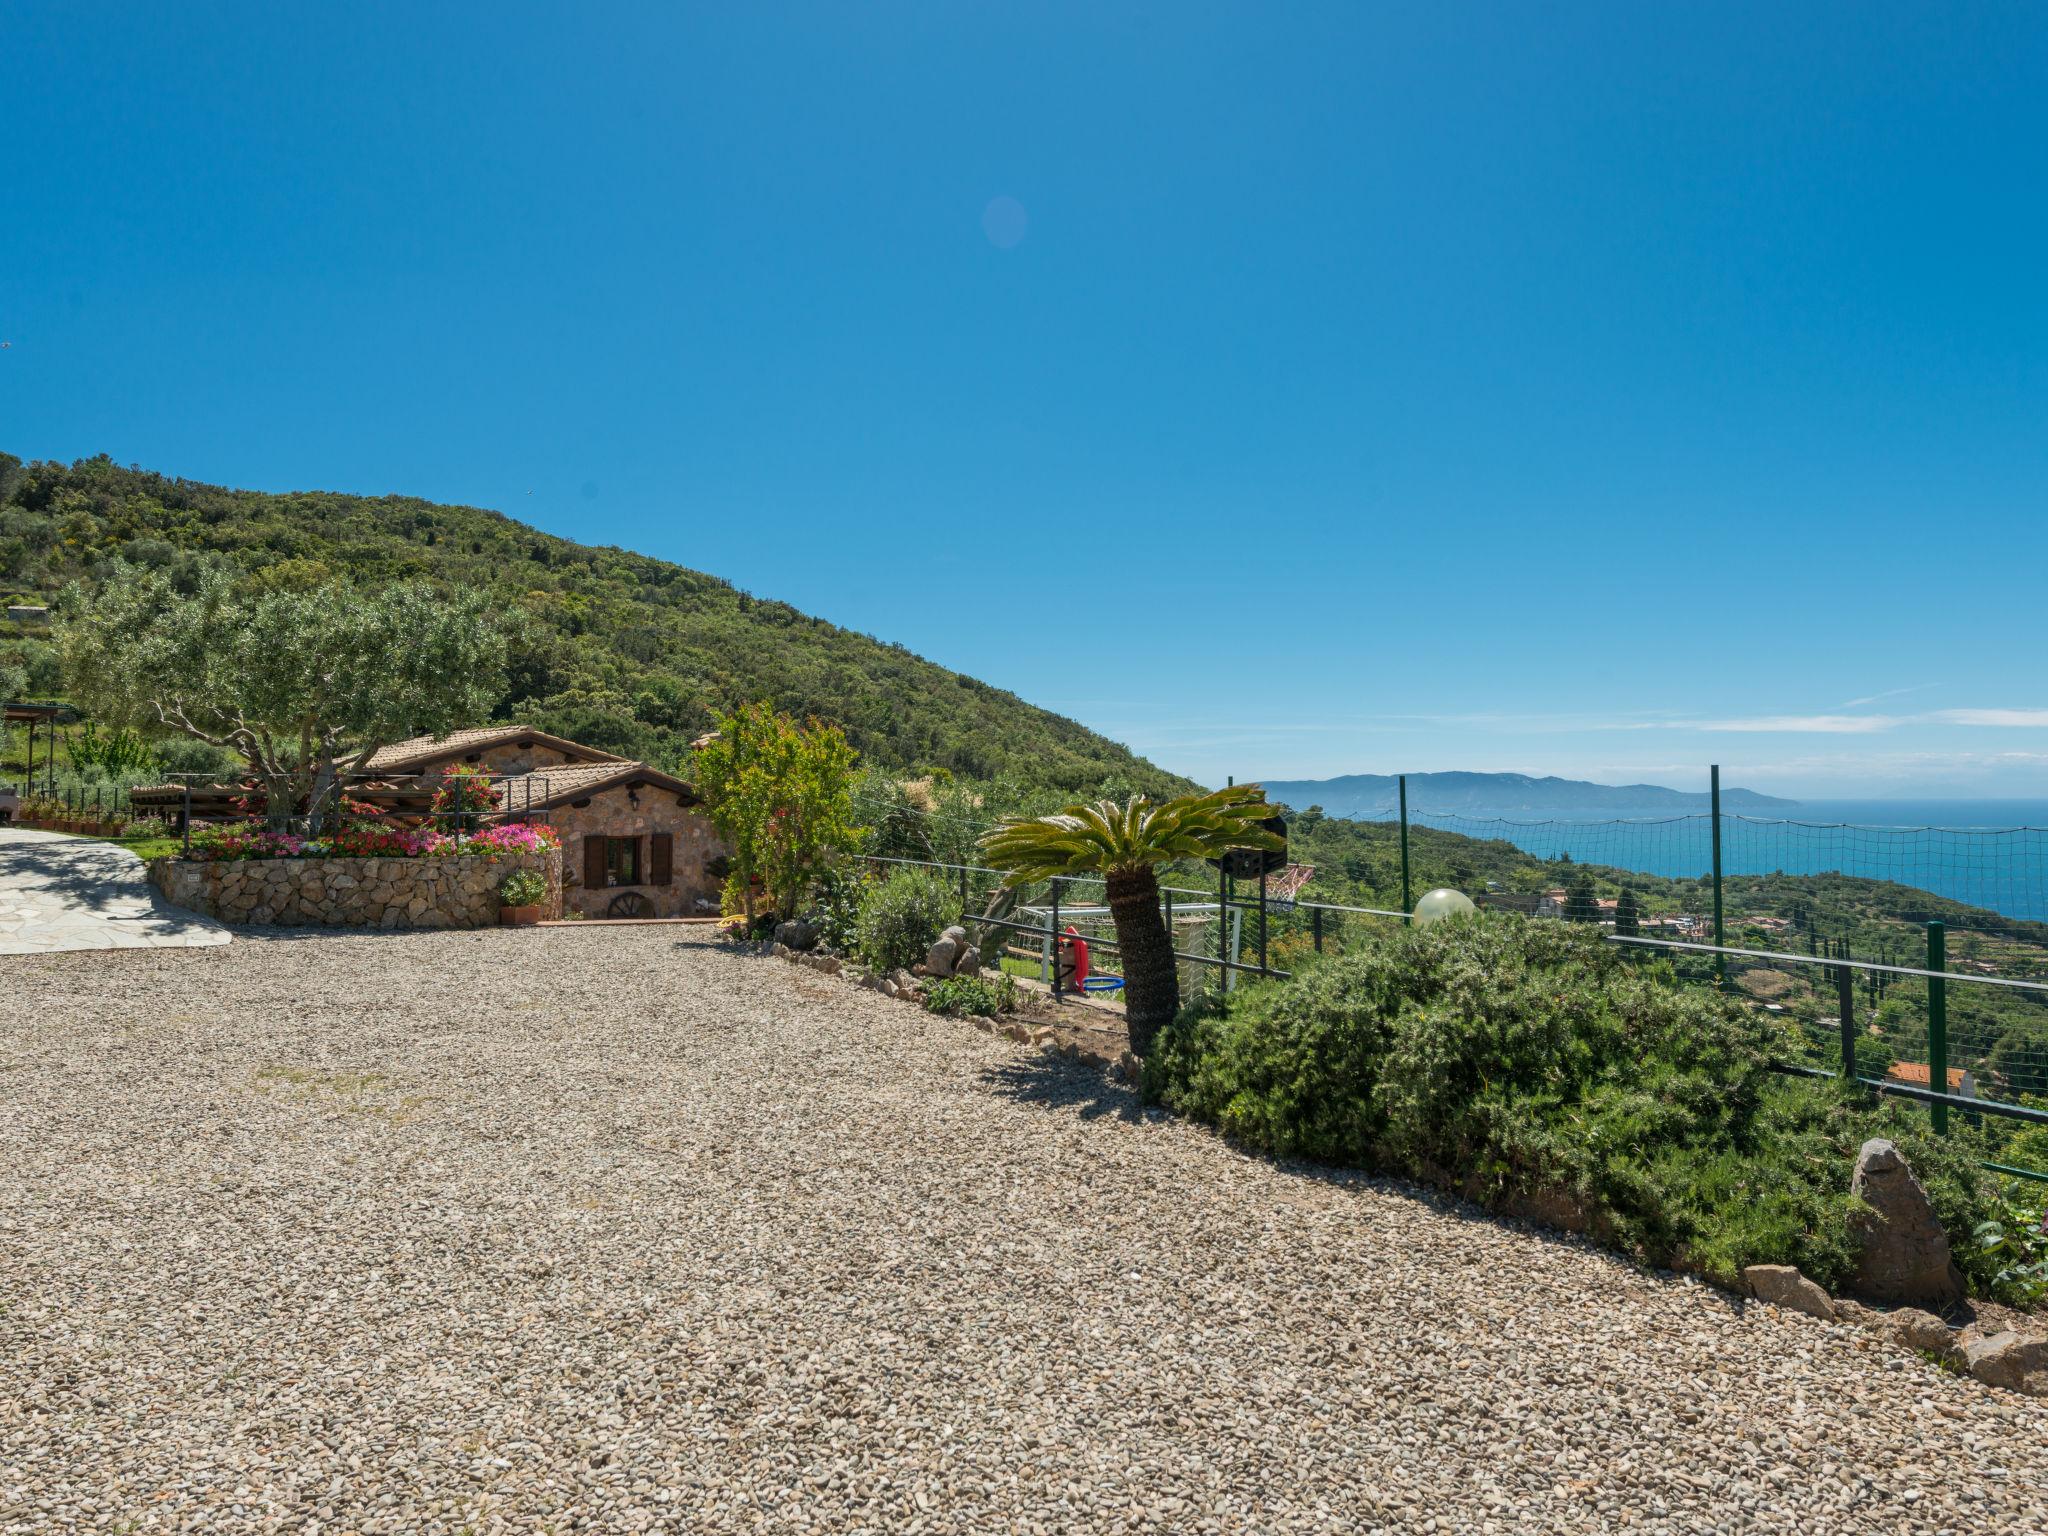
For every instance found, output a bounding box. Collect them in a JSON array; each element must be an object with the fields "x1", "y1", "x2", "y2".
[{"x1": 0, "y1": 452, "x2": 1191, "y2": 796}]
